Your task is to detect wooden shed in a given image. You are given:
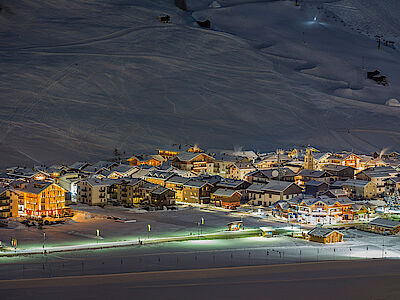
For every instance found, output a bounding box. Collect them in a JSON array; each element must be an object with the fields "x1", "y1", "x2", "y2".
[{"x1": 308, "y1": 227, "x2": 343, "y2": 244}]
